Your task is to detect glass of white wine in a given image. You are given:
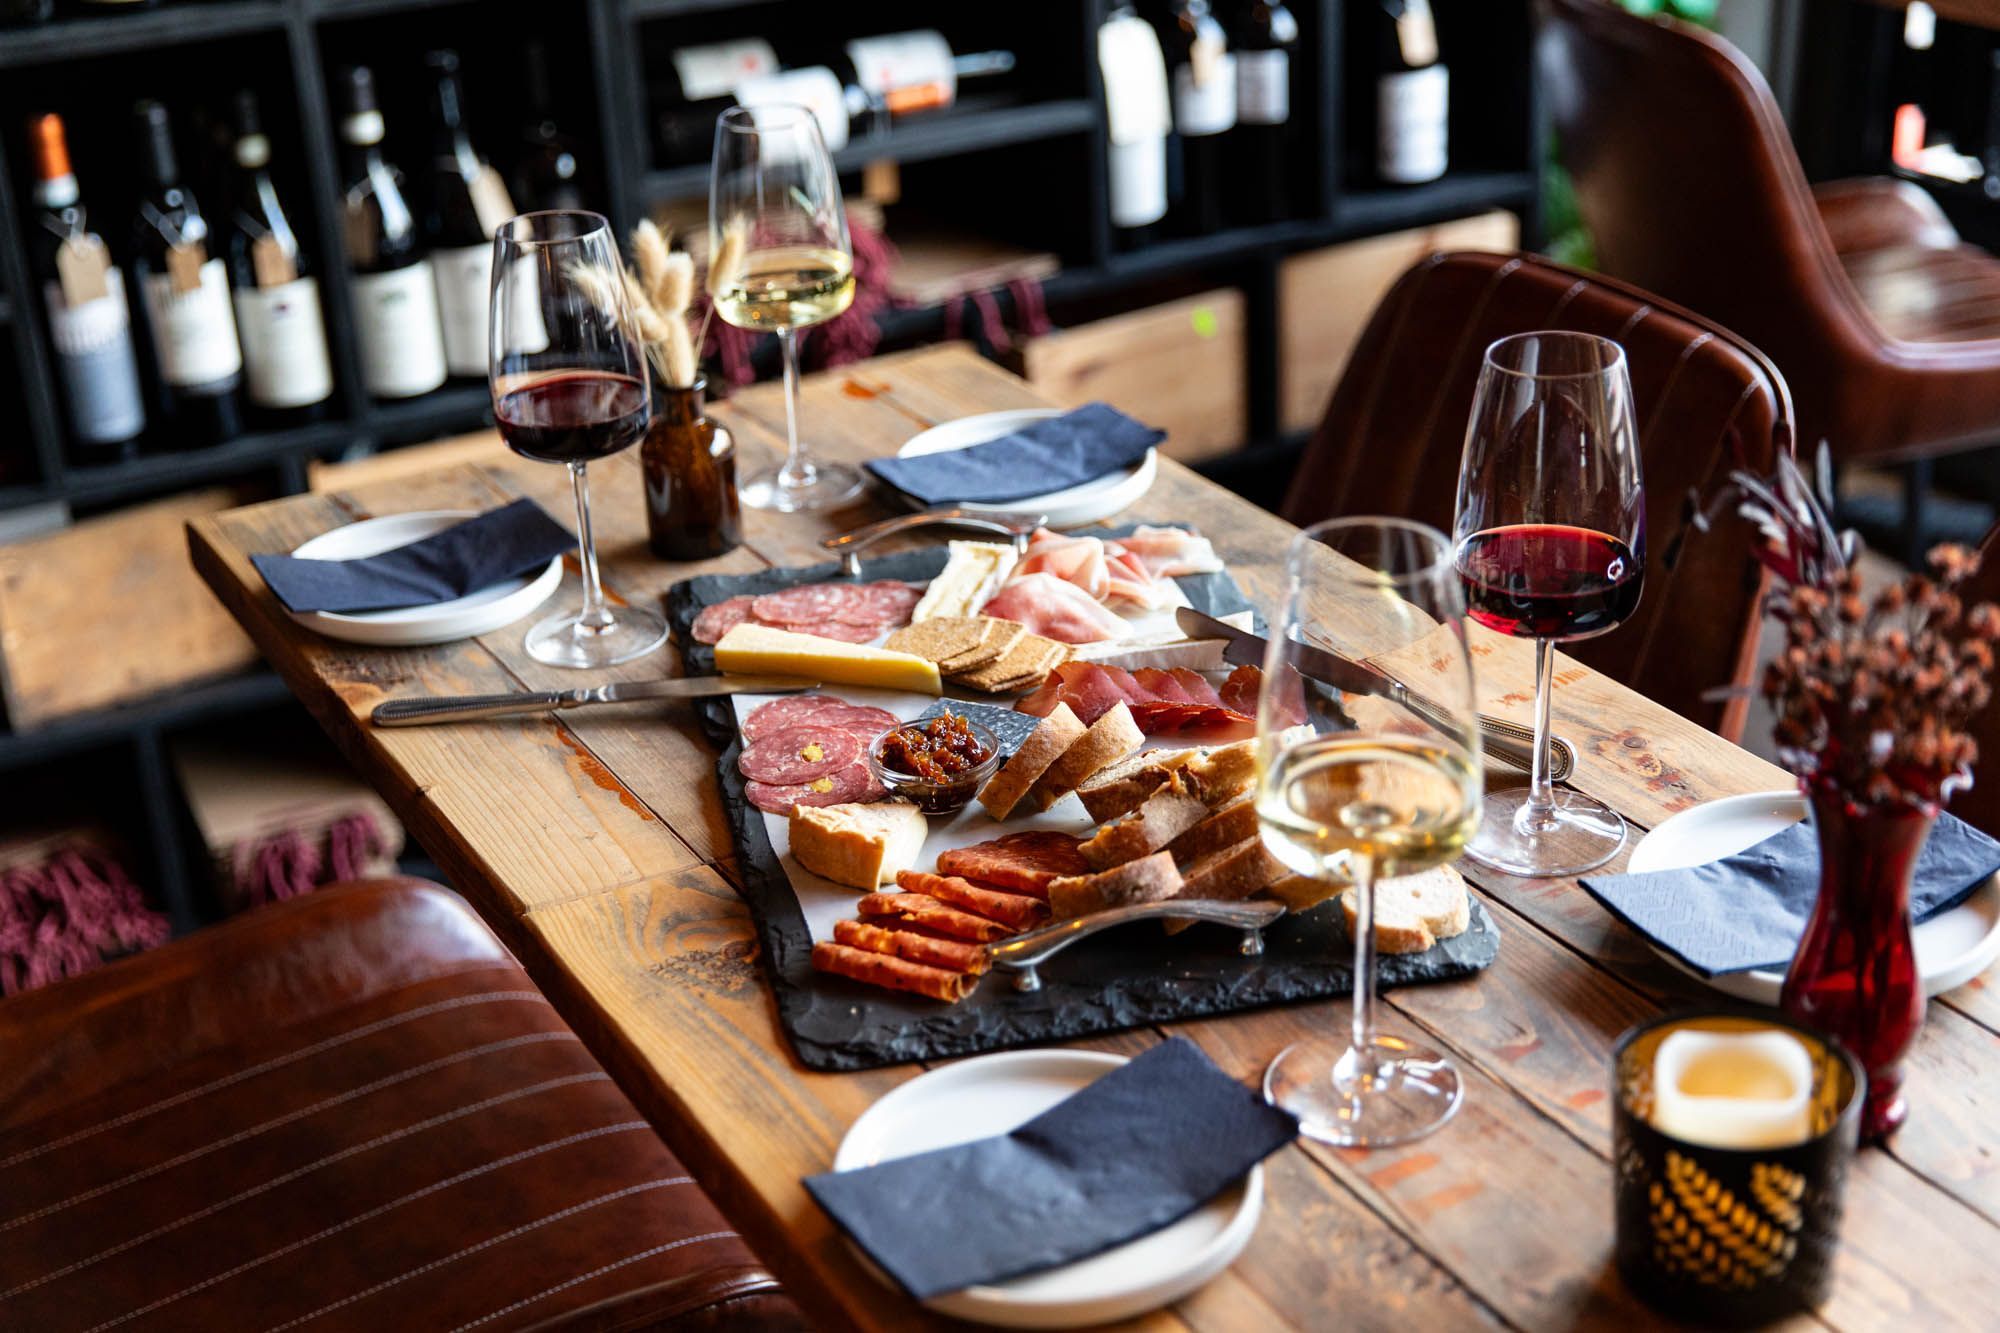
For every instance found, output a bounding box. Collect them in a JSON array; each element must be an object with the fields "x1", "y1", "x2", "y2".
[
  {"x1": 1258, "y1": 517, "x2": 1484, "y2": 1147},
  {"x1": 708, "y1": 103, "x2": 861, "y2": 513}
]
